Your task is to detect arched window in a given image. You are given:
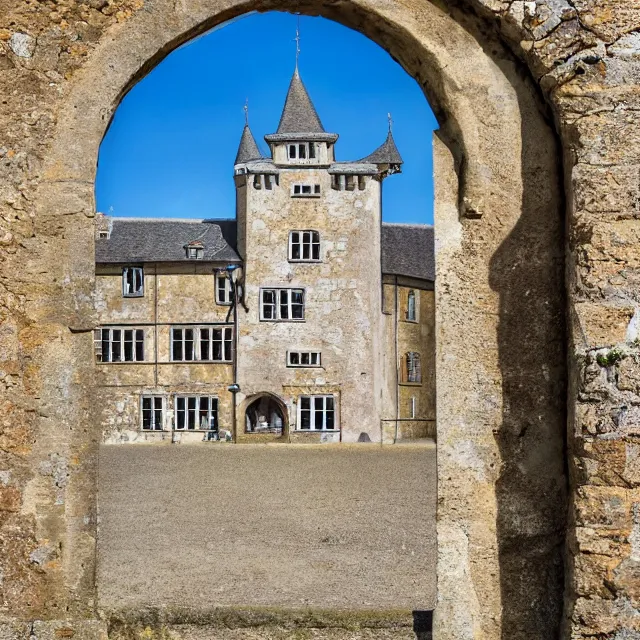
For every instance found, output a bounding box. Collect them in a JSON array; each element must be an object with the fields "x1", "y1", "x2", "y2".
[
  {"x1": 406, "y1": 290, "x2": 416, "y2": 321},
  {"x1": 406, "y1": 352, "x2": 422, "y2": 383}
]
